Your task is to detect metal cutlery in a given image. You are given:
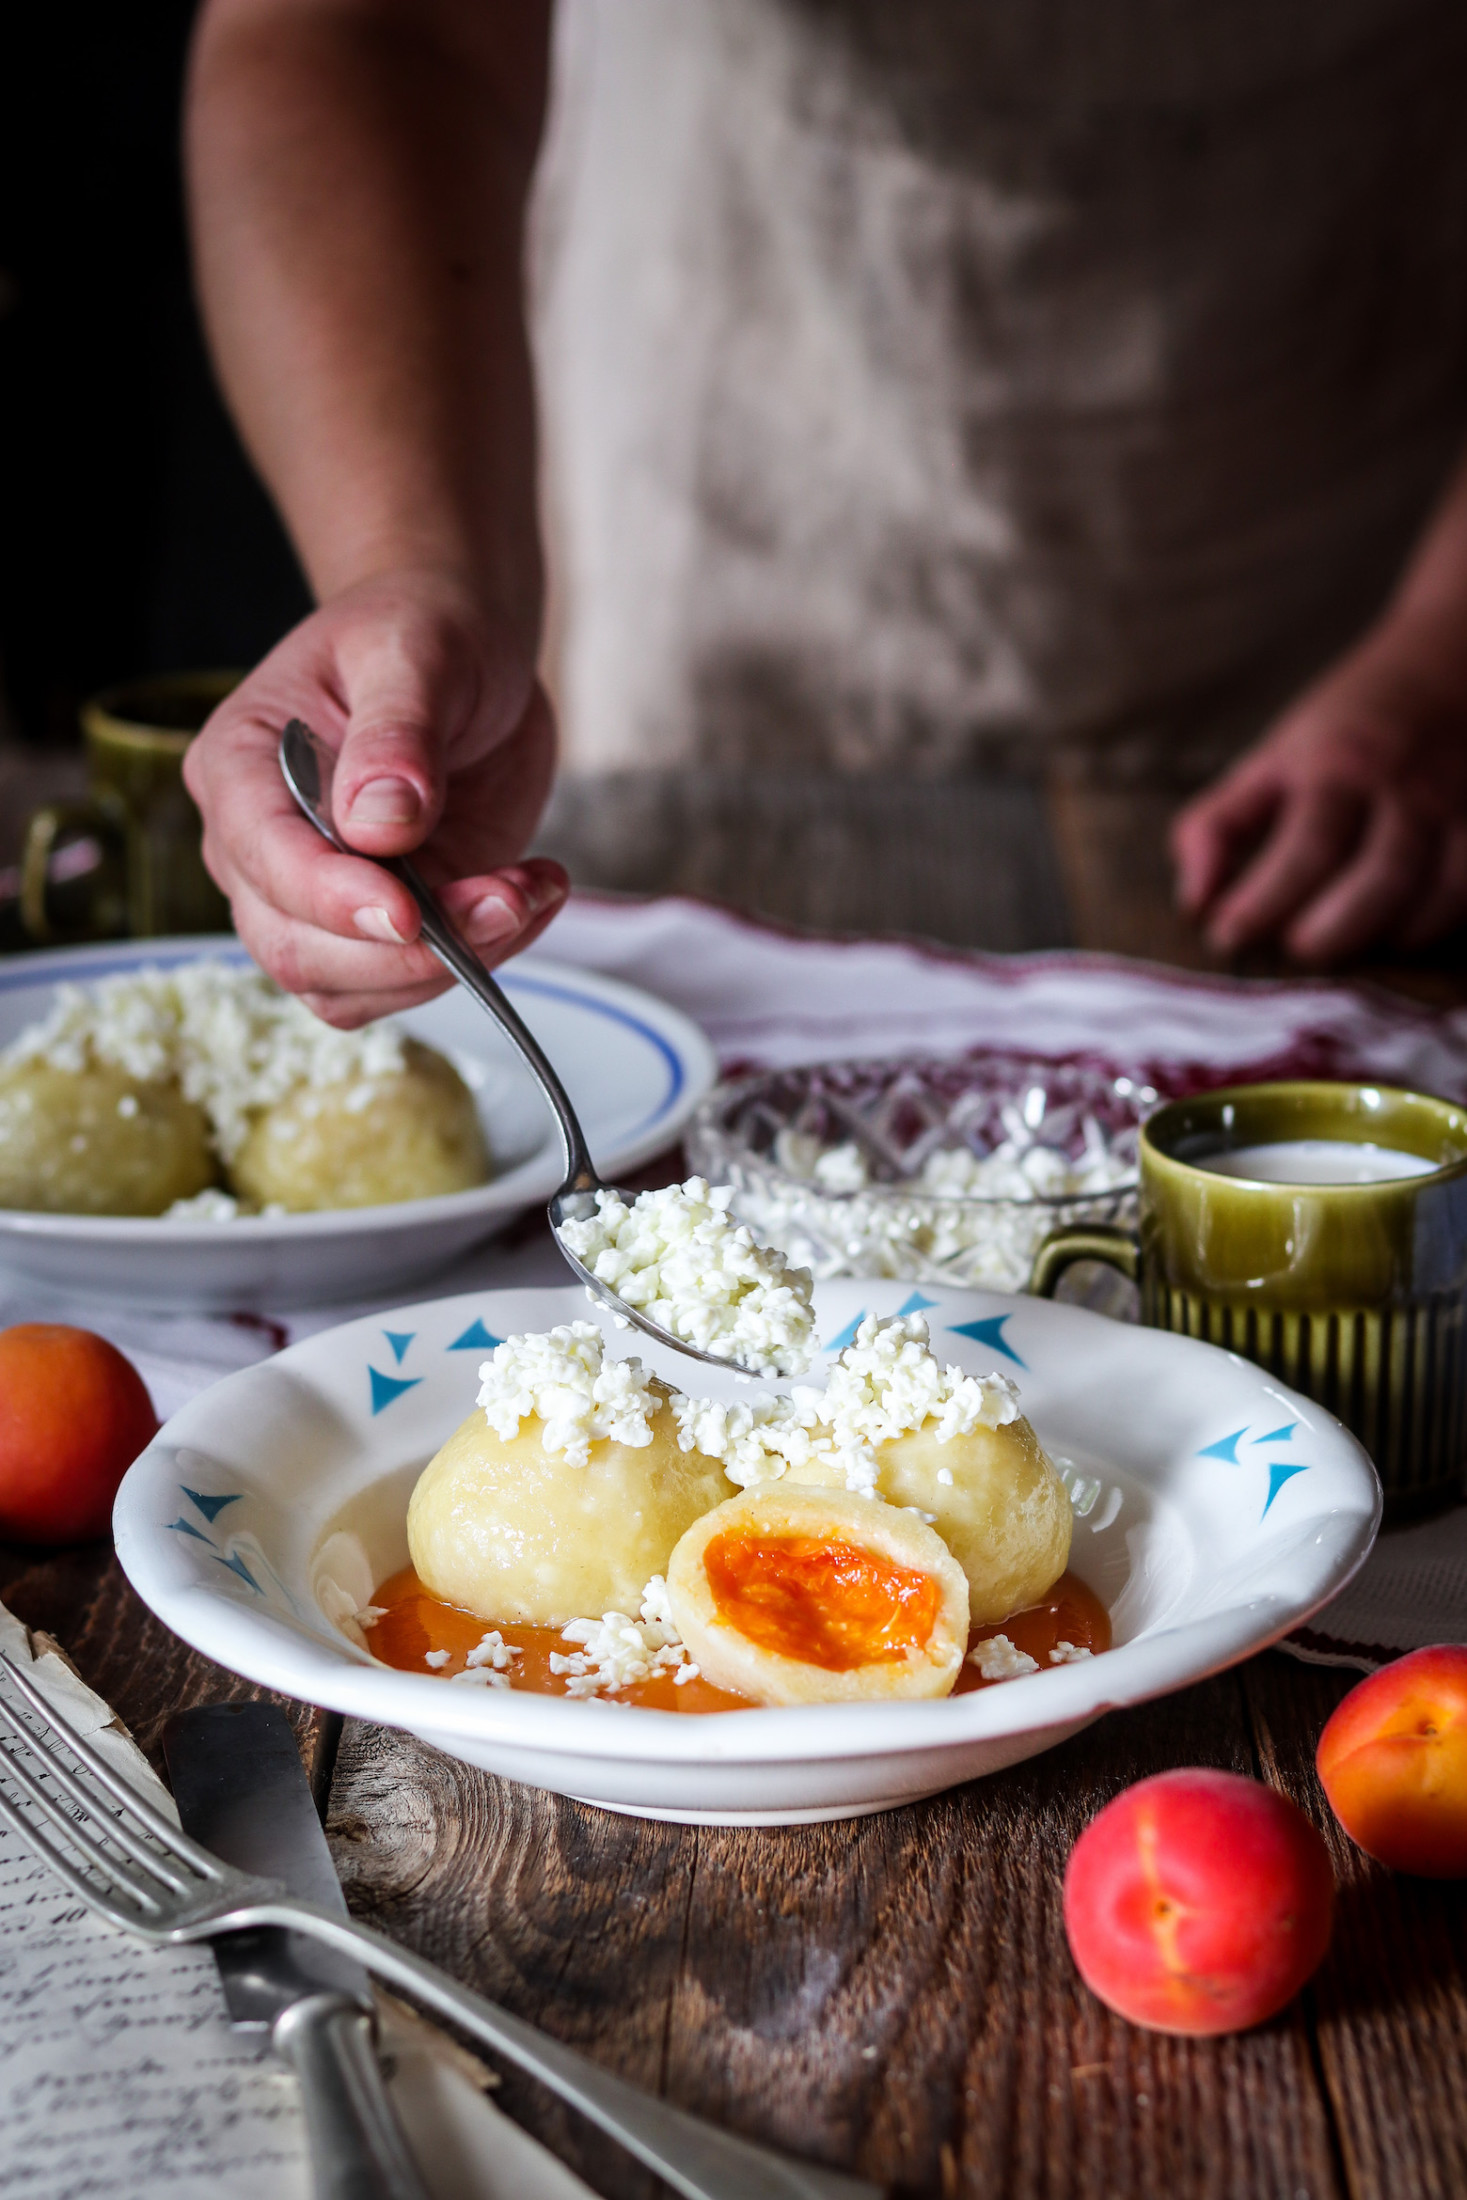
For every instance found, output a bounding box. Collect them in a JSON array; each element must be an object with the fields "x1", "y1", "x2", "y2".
[
  {"x1": 278, "y1": 716, "x2": 741, "y2": 1372},
  {"x1": 164, "y1": 1701, "x2": 429, "y2": 2200},
  {"x1": 0, "y1": 1654, "x2": 878, "y2": 2200}
]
